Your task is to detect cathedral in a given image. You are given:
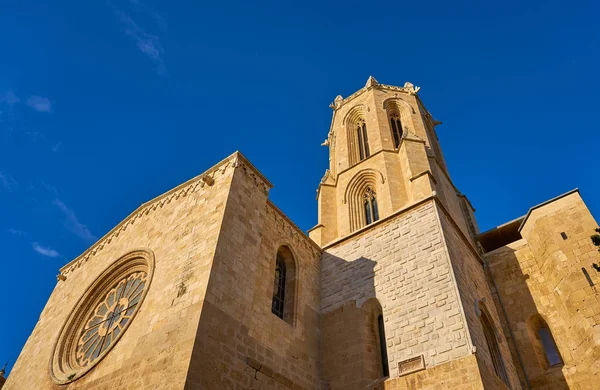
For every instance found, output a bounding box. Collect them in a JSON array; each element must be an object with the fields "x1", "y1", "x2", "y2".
[{"x1": 4, "y1": 77, "x2": 600, "y2": 390}]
